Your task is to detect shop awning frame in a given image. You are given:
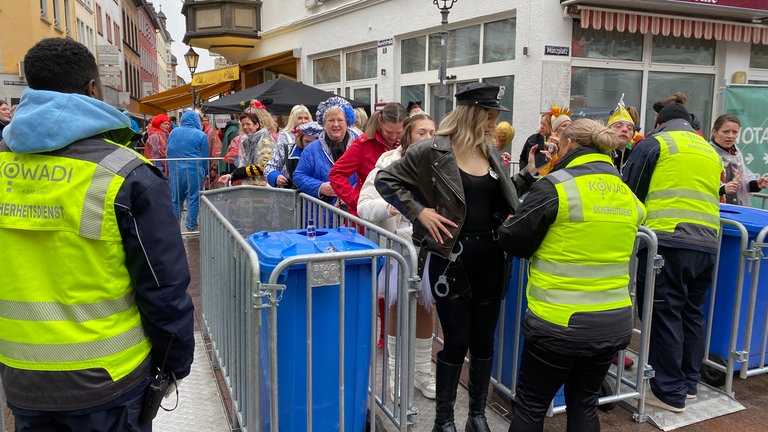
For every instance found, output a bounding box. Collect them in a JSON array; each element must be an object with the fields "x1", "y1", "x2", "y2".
[
  {"x1": 138, "y1": 80, "x2": 236, "y2": 115},
  {"x1": 574, "y1": 5, "x2": 768, "y2": 45},
  {"x1": 137, "y1": 51, "x2": 296, "y2": 115}
]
